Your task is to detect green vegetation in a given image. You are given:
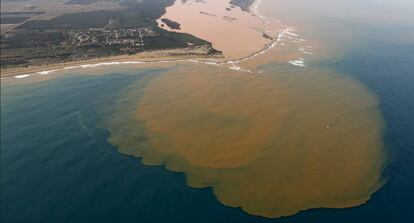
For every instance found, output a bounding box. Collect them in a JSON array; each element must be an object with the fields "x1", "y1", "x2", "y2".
[
  {"x1": 1, "y1": 11, "x2": 45, "y2": 25},
  {"x1": 160, "y1": 18, "x2": 181, "y2": 30},
  {"x1": 1, "y1": 0, "x2": 218, "y2": 68},
  {"x1": 0, "y1": 16, "x2": 31, "y2": 24}
]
